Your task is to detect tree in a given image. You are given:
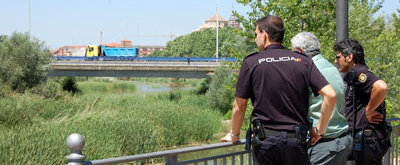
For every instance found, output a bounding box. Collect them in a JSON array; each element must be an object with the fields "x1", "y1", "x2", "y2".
[
  {"x1": 0, "y1": 32, "x2": 52, "y2": 92},
  {"x1": 233, "y1": 0, "x2": 400, "y2": 111},
  {"x1": 234, "y1": 0, "x2": 337, "y2": 61},
  {"x1": 151, "y1": 27, "x2": 254, "y2": 58}
]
